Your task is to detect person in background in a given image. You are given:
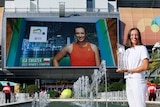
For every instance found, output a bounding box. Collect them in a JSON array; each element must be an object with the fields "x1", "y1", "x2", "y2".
[
  {"x1": 40, "y1": 87, "x2": 46, "y2": 94},
  {"x1": 148, "y1": 80, "x2": 157, "y2": 101},
  {"x1": 53, "y1": 25, "x2": 100, "y2": 66},
  {"x1": 2, "y1": 82, "x2": 11, "y2": 103},
  {"x1": 116, "y1": 27, "x2": 149, "y2": 107},
  {"x1": 57, "y1": 89, "x2": 61, "y2": 97},
  {"x1": 146, "y1": 79, "x2": 150, "y2": 101}
]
